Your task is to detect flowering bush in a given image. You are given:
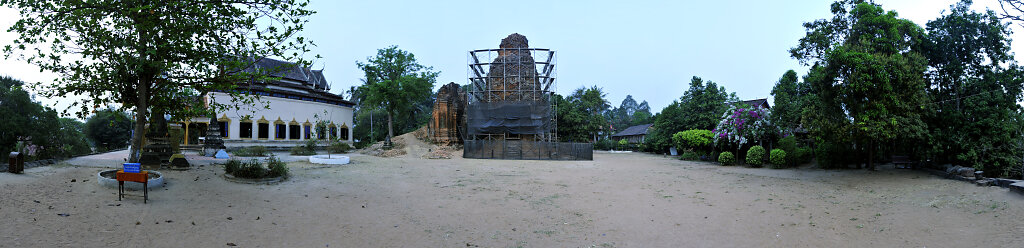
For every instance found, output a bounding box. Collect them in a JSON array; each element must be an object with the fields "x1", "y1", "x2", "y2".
[{"x1": 712, "y1": 105, "x2": 778, "y2": 148}]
